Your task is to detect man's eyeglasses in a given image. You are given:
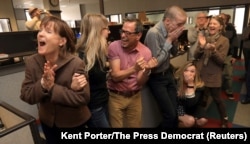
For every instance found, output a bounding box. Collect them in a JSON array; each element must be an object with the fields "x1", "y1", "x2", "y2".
[
  {"x1": 197, "y1": 16, "x2": 207, "y2": 19},
  {"x1": 119, "y1": 29, "x2": 138, "y2": 36}
]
